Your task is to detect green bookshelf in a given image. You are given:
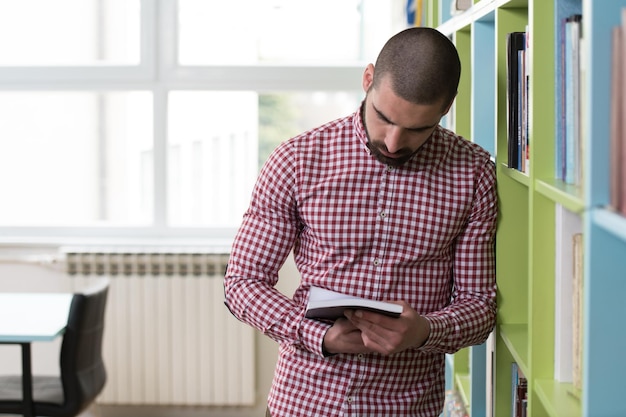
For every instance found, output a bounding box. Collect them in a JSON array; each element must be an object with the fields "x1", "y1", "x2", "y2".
[{"x1": 426, "y1": 0, "x2": 626, "y2": 416}]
